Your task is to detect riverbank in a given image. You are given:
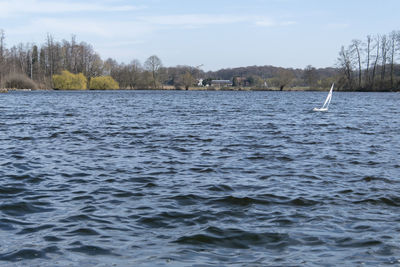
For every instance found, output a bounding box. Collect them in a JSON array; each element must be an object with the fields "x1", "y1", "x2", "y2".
[{"x1": 3, "y1": 86, "x2": 398, "y2": 92}]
